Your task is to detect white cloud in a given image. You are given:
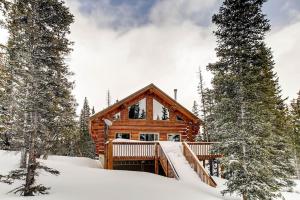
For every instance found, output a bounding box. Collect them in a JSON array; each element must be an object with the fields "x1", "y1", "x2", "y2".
[
  {"x1": 66, "y1": 0, "x2": 300, "y2": 113},
  {"x1": 149, "y1": 0, "x2": 219, "y2": 25},
  {"x1": 266, "y1": 20, "x2": 300, "y2": 101},
  {"x1": 67, "y1": 0, "x2": 217, "y2": 112},
  {"x1": 1, "y1": 0, "x2": 299, "y2": 114}
]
